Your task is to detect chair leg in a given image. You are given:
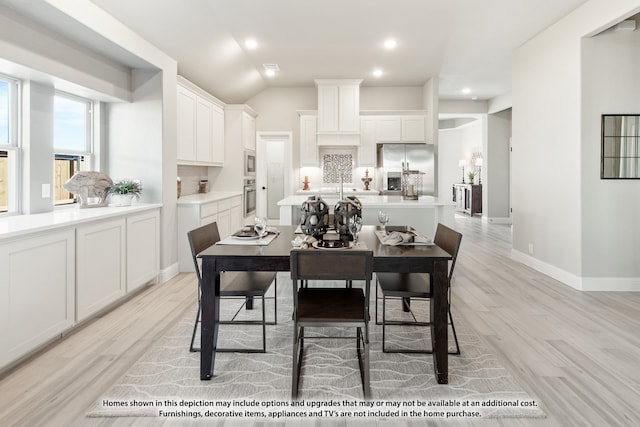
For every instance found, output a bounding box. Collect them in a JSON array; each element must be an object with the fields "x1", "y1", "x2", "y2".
[
  {"x1": 382, "y1": 294, "x2": 388, "y2": 353},
  {"x1": 190, "y1": 301, "x2": 201, "y2": 352},
  {"x1": 448, "y1": 306, "x2": 461, "y2": 355},
  {"x1": 363, "y1": 323, "x2": 370, "y2": 399},
  {"x1": 261, "y1": 295, "x2": 267, "y2": 353},
  {"x1": 291, "y1": 324, "x2": 300, "y2": 399}
]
